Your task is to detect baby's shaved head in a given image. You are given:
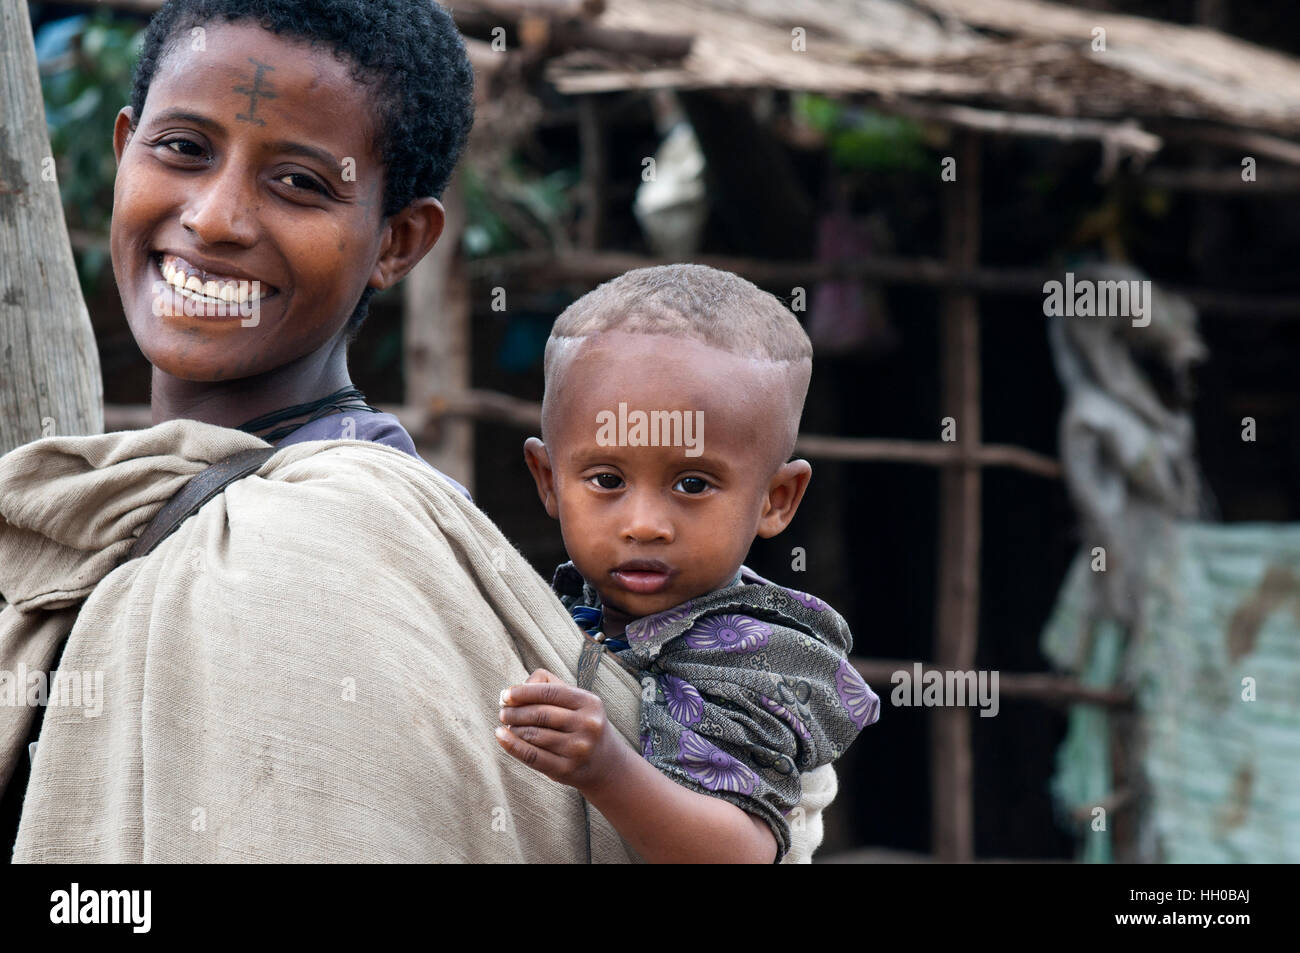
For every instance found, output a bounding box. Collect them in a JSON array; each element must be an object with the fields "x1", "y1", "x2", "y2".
[
  {"x1": 545, "y1": 264, "x2": 813, "y2": 364},
  {"x1": 542, "y1": 264, "x2": 813, "y2": 467}
]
